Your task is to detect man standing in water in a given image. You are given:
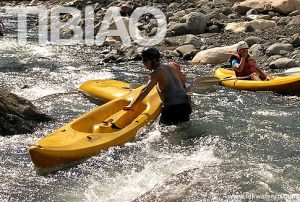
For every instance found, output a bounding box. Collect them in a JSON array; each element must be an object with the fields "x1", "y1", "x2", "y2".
[
  {"x1": 123, "y1": 47, "x2": 192, "y2": 125},
  {"x1": 0, "y1": 20, "x2": 4, "y2": 36}
]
